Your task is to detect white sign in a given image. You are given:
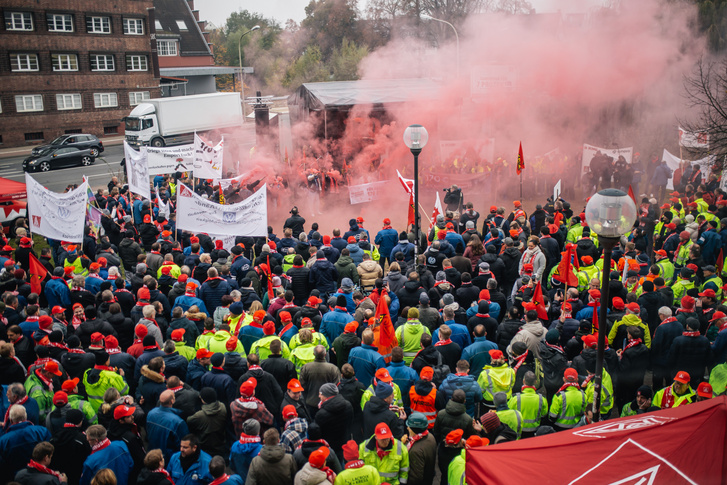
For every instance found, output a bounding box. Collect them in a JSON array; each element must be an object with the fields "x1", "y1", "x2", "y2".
[
  {"x1": 217, "y1": 167, "x2": 268, "y2": 192},
  {"x1": 471, "y1": 65, "x2": 517, "y2": 96},
  {"x1": 661, "y1": 149, "x2": 714, "y2": 190},
  {"x1": 176, "y1": 183, "x2": 267, "y2": 237},
  {"x1": 156, "y1": 187, "x2": 170, "y2": 219},
  {"x1": 194, "y1": 133, "x2": 224, "y2": 180},
  {"x1": 26, "y1": 173, "x2": 89, "y2": 242},
  {"x1": 146, "y1": 144, "x2": 194, "y2": 175},
  {"x1": 678, "y1": 126, "x2": 709, "y2": 149},
  {"x1": 208, "y1": 234, "x2": 236, "y2": 251},
  {"x1": 123, "y1": 141, "x2": 151, "y2": 200},
  {"x1": 581, "y1": 144, "x2": 633, "y2": 174},
  {"x1": 348, "y1": 180, "x2": 390, "y2": 205},
  {"x1": 554, "y1": 179, "x2": 561, "y2": 201}
]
